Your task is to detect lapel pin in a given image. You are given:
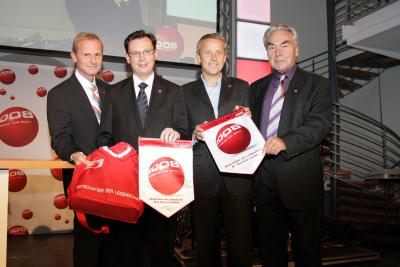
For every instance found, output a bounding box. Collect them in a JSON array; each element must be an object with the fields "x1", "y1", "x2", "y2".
[
  {"x1": 293, "y1": 89, "x2": 299, "y2": 94},
  {"x1": 227, "y1": 84, "x2": 232, "y2": 88},
  {"x1": 158, "y1": 89, "x2": 162, "y2": 93}
]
